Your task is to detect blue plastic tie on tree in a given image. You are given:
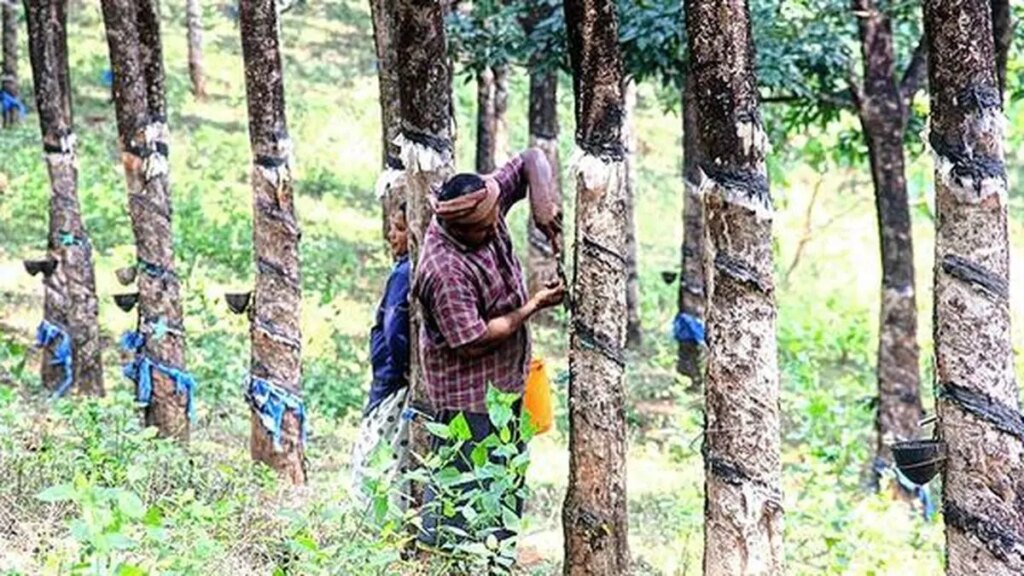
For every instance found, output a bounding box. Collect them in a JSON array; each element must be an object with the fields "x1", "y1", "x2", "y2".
[
  {"x1": 245, "y1": 375, "x2": 307, "y2": 451},
  {"x1": 1, "y1": 90, "x2": 27, "y2": 119},
  {"x1": 36, "y1": 320, "x2": 73, "y2": 398},
  {"x1": 673, "y1": 312, "x2": 705, "y2": 345},
  {"x1": 121, "y1": 330, "x2": 196, "y2": 422},
  {"x1": 893, "y1": 464, "x2": 935, "y2": 521},
  {"x1": 873, "y1": 457, "x2": 934, "y2": 521},
  {"x1": 100, "y1": 69, "x2": 114, "y2": 87},
  {"x1": 59, "y1": 231, "x2": 85, "y2": 247},
  {"x1": 138, "y1": 259, "x2": 176, "y2": 282},
  {"x1": 121, "y1": 330, "x2": 146, "y2": 352}
]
